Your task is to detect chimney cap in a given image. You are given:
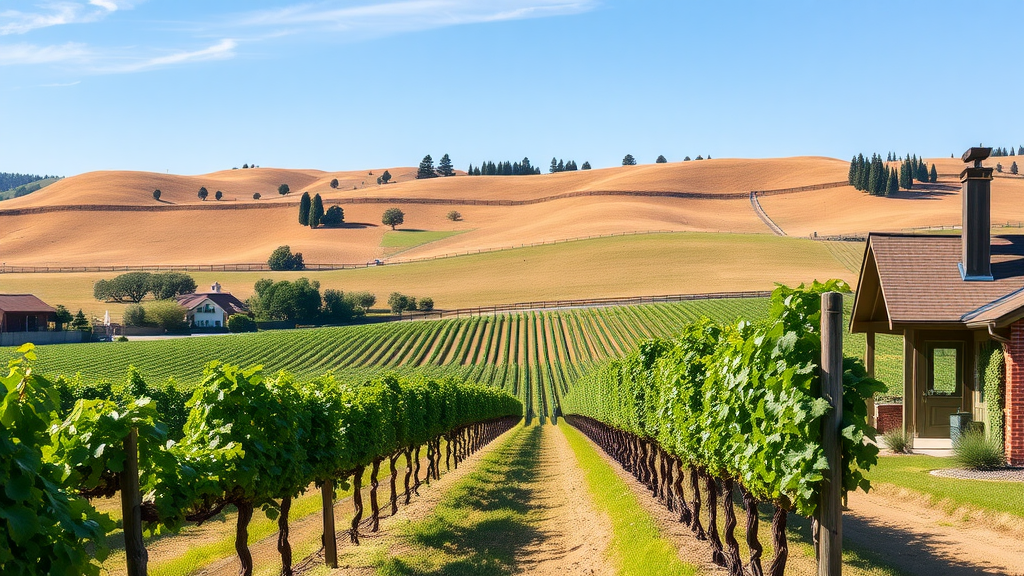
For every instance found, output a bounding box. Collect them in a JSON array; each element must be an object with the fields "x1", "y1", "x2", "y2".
[{"x1": 962, "y1": 147, "x2": 992, "y2": 164}]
